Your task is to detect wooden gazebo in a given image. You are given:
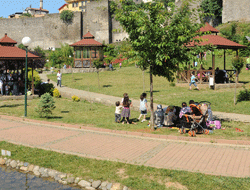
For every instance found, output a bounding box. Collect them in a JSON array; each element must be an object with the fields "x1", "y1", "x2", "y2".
[
  {"x1": 0, "y1": 33, "x2": 41, "y2": 95},
  {"x1": 70, "y1": 32, "x2": 104, "y2": 68},
  {"x1": 178, "y1": 23, "x2": 247, "y2": 85}
]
